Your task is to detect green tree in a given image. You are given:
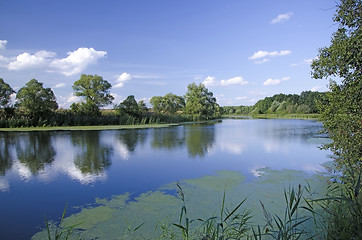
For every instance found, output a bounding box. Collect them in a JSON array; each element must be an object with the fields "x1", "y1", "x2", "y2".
[
  {"x1": 16, "y1": 79, "x2": 58, "y2": 115},
  {"x1": 72, "y1": 74, "x2": 114, "y2": 115},
  {"x1": 184, "y1": 83, "x2": 219, "y2": 118},
  {"x1": 0, "y1": 78, "x2": 15, "y2": 108},
  {"x1": 138, "y1": 100, "x2": 148, "y2": 114},
  {"x1": 115, "y1": 95, "x2": 140, "y2": 117},
  {"x1": 150, "y1": 93, "x2": 185, "y2": 114},
  {"x1": 150, "y1": 96, "x2": 163, "y2": 113},
  {"x1": 162, "y1": 93, "x2": 185, "y2": 114},
  {"x1": 311, "y1": 0, "x2": 361, "y2": 171},
  {"x1": 311, "y1": 1, "x2": 361, "y2": 238}
]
